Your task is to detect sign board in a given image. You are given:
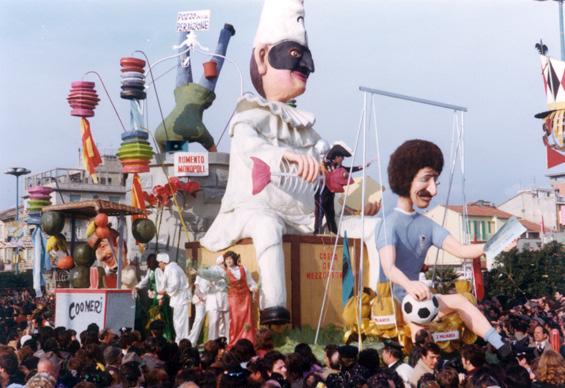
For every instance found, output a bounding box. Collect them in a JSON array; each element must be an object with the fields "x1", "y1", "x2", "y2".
[
  {"x1": 177, "y1": 10, "x2": 211, "y2": 32},
  {"x1": 432, "y1": 330, "x2": 460, "y2": 342},
  {"x1": 174, "y1": 152, "x2": 209, "y2": 177},
  {"x1": 372, "y1": 314, "x2": 396, "y2": 326},
  {"x1": 55, "y1": 289, "x2": 135, "y2": 335}
]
